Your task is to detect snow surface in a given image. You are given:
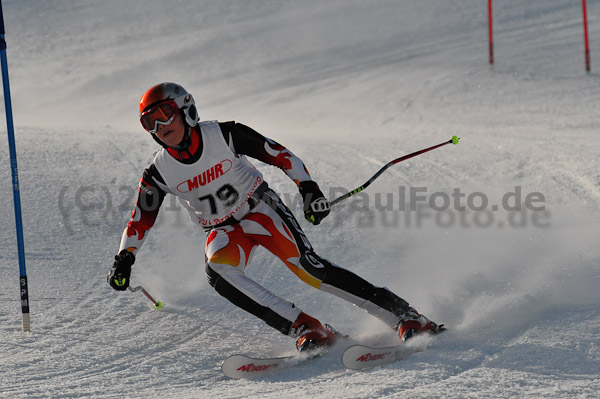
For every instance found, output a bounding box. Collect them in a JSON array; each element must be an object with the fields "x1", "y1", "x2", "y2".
[{"x1": 1, "y1": 0, "x2": 599, "y2": 398}]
